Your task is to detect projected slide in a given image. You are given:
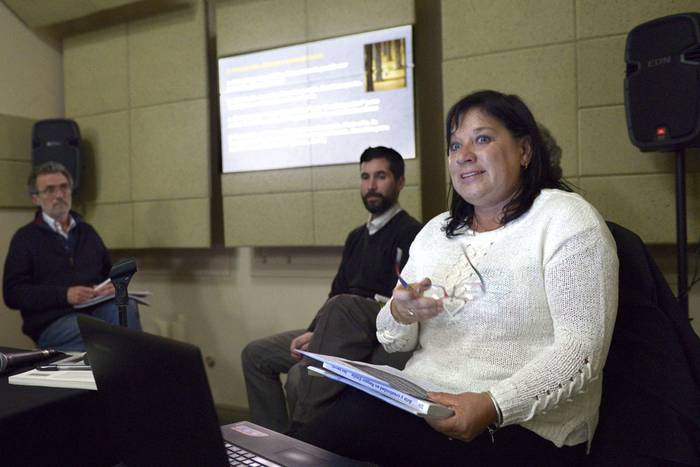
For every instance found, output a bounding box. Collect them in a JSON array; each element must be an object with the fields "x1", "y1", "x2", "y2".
[{"x1": 219, "y1": 25, "x2": 415, "y2": 173}]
